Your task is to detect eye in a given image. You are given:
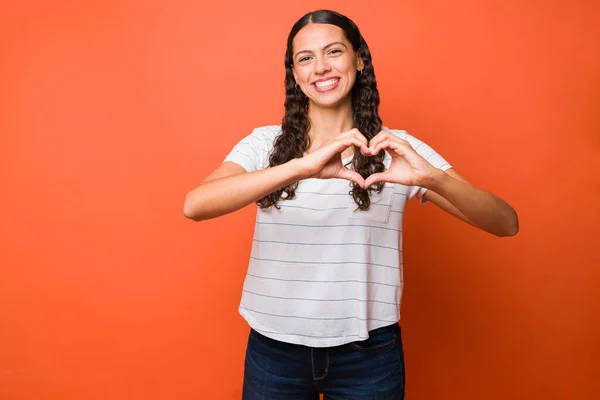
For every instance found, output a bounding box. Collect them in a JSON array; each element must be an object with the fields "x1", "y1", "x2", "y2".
[
  {"x1": 298, "y1": 56, "x2": 312, "y2": 63},
  {"x1": 328, "y1": 48, "x2": 343, "y2": 55}
]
